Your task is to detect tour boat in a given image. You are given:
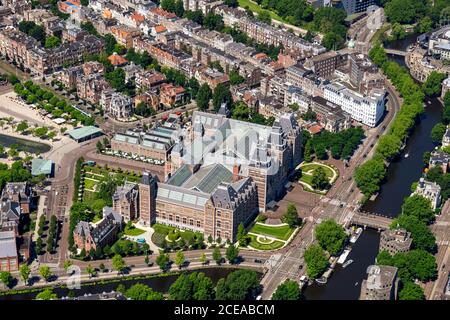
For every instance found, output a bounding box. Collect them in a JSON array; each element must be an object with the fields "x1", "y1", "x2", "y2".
[
  {"x1": 342, "y1": 259, "x2": 354, "y2": 268},
  {"x1": 350, "y1": 228, "x2": 363, "y2": 244},
  {"x1": 337, "y1": 249, "x2": 351, "y2": 264},
  {"x1": 315, "y1": 277, "x2": 327, "y2": 285}
]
